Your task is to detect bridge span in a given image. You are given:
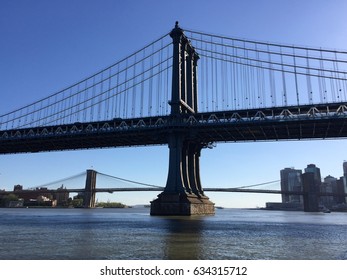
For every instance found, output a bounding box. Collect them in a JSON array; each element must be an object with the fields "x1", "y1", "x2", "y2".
[{"x1": 2, "y1": 169, "x2": 346, "y2": 213}]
